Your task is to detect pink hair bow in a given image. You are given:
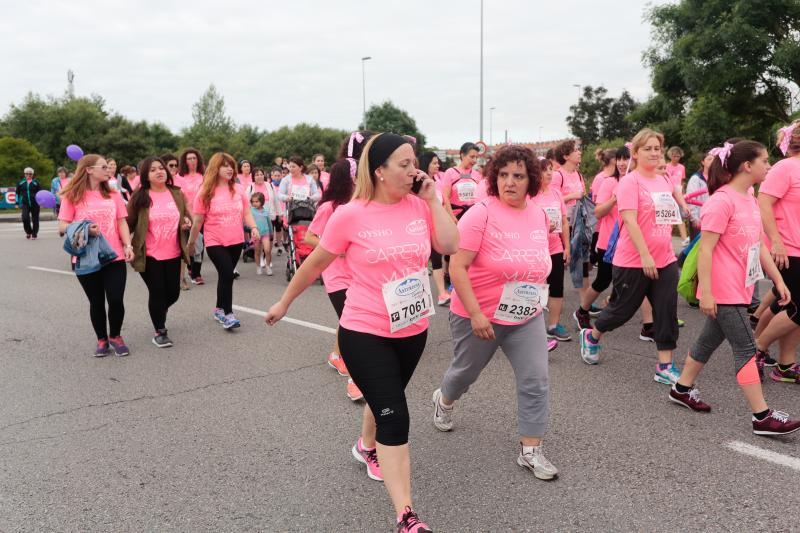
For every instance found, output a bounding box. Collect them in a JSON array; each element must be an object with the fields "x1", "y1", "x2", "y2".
[
  {"x1": 347, "y1": 132, "x2": 364, "y2": 158},
  {"x1": 710, "y1": 142, "x2": 734, "y2": 167},
  {"x1": 346, "y1": 157, "x2": 357, "y2": 179},
  {"x1": 404, "y1": 135, "x2": 417, "y2": 145},
  {"x1": 537, "y1": 156, "x2": 546, "y2": 161},
  {"x1": 624, "y1": 142, "x2": 632, "y2": 150},
  {"x1": 778, "y1": 123, "x2": 797, "y2": 156}
]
